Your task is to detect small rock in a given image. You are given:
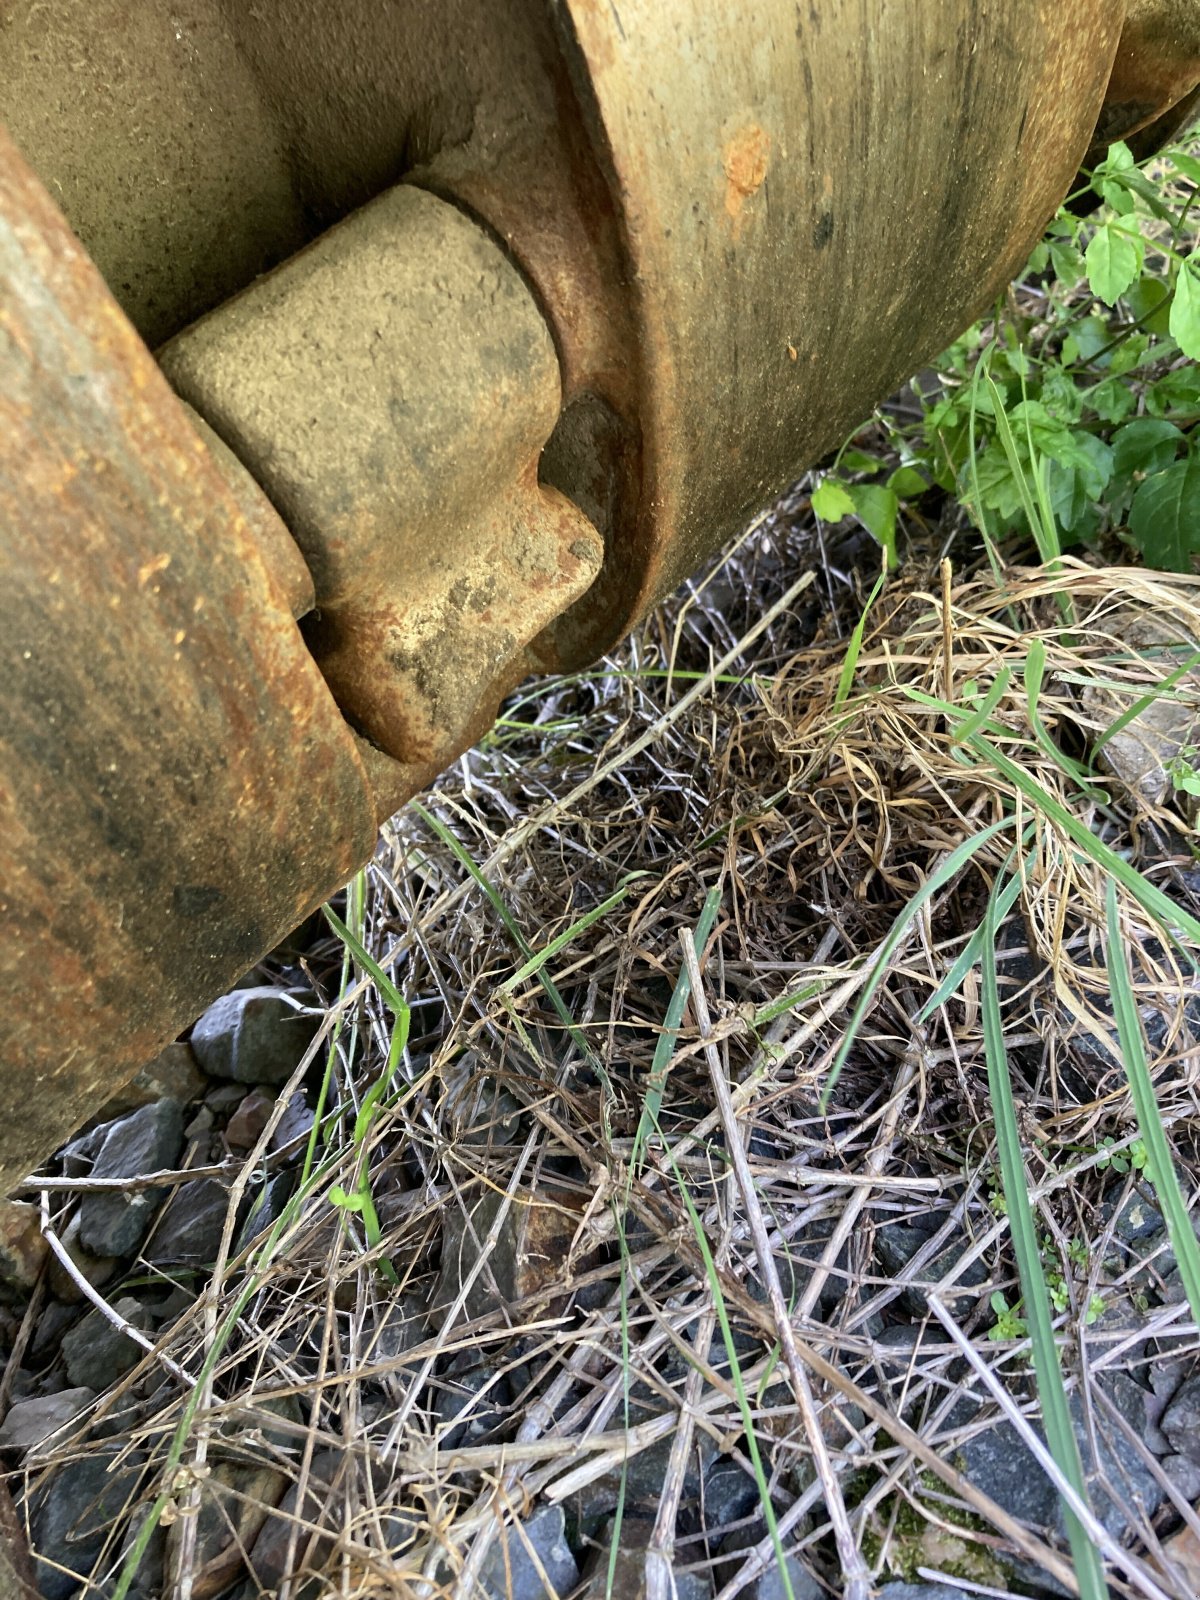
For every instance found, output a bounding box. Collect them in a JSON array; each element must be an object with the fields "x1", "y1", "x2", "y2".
[
  {"x1": 1161, "y1": 1372, "x2": 1200, "y2": 1465},
  {"x1": 61, "y1": 1298, "x2": 152, "y2": 1391},
  {"x1": 205, "y1": 1082, "x2": 247, "y2": 1116},
  {"x1": 702, "y1": 1454, "x2": 764, "y2": 1527},
  {"x1": 190, "y1": 987, "x2": 320, "y2": 1086},
  {"x1": 365, "y1": 1291, "x2": 427, "y2": 1367},
  {"x1": 93, "y1": 1042, "x2": 206, "y2": 1124},
  {"x1": 955, "y1": 1370, "x2": 1163, "y2": 1594},
  {"x1": 1160, "y1": 1452, "x2": 1200, "y2": 1499},
  {"x1": 224, "y1": 1088, "x2": 277, "y2": 1150},
  {"x1": 718, "y1": 1524, "x2": 820, "y2": 1600},
  {"x1": 0, "y1": 1388, "x2": 94, "y2": 1454},
  {"x1": 46, "y1": 1213, "x2": 118, "y2": 1303},
  {"x1": 874, "y1": 1222, "x2": 989, "y2": 1315},
  {"x1": 476, "y1": 1504, "x2": 578, "y2": 1600},
  {"x1": 0, "y1": 1199, "x2": 48, "y2": 1291},
  {"x1": 1108, "y1": 1187, "x2": 1163, "y2": 1246},
  {"x1": 77, "y1": 1100, "x2": 184, "y2": 1257},
  {"x1": 236, "y1": 1172, "x2": 296, "y2": 1254},
  {"x1": 183, "y1": 1103, "x2": 215, "y2": 1141},
  {"x1": 433, "y1": 1356, "x2": 512, "y2": 1451},
  {"x1": 249, "y1": 1450, "x2": 343, "y2": 1589},
  {"x1": 28, "y1": 1299, "x2": 82, "y2": 1363},
  {"x1": 166, "y1": 1458, "x2": 288, "y2": 1598},
  {"x1": 431, "y1": 1186, "x2": 595, "y2": 1326},
  {"x1": 27, "y1": 1448, "x2": 143, "y2": 1600},
  {"x1": 579, "y1": 1517, "x2": 712, "y2": 1599},
  {"x1": 143, "y1": 1177, "x2": 231, "y2": 1269}
]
